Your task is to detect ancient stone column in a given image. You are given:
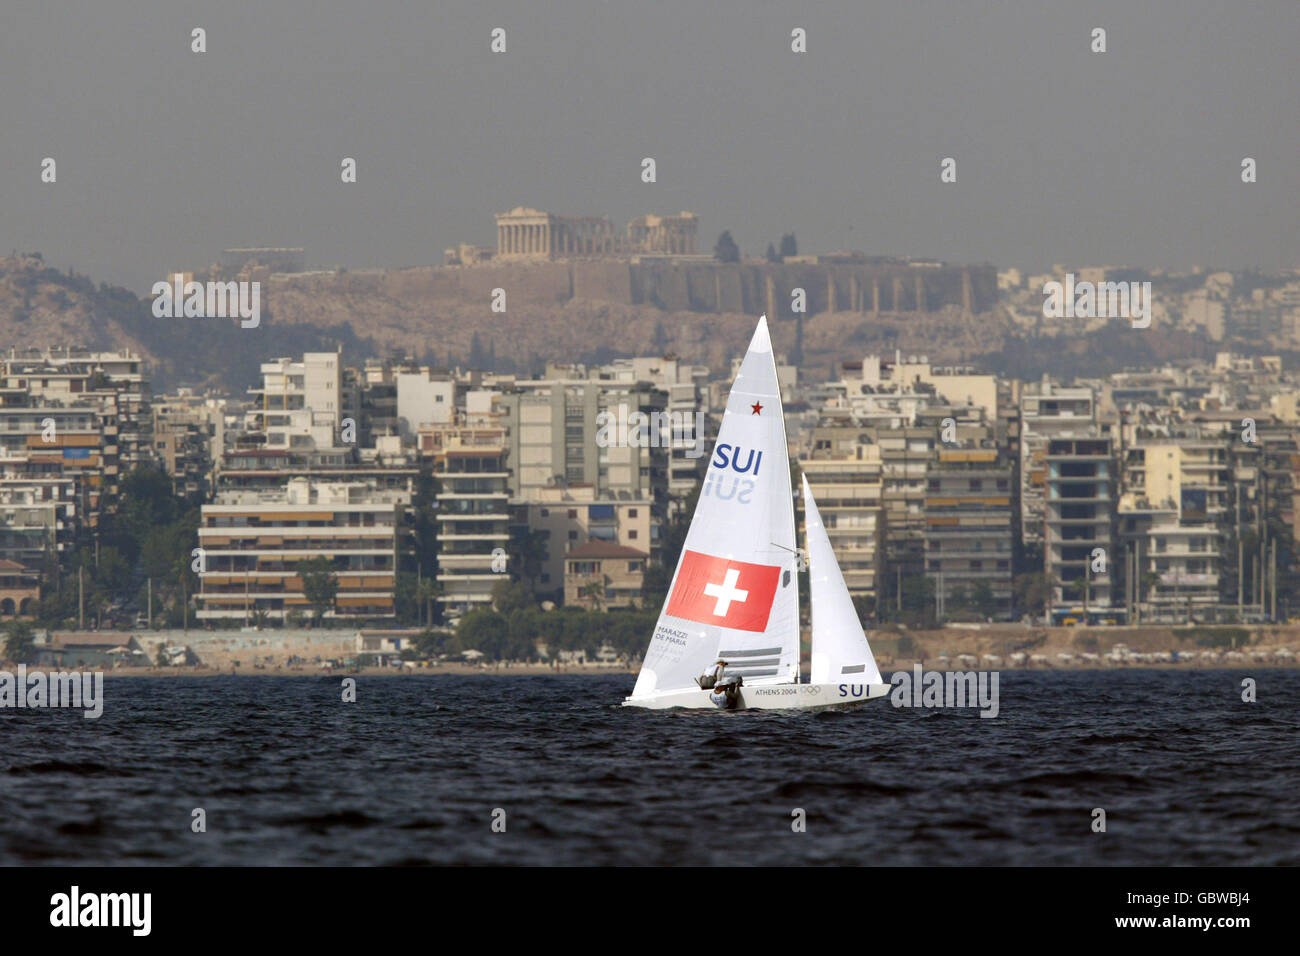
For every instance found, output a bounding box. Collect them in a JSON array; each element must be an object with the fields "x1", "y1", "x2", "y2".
[
  {"x1": 892, "y1": 276, "x2": 903, "y2": 311},
  {"x1": 828, "y1": 273, "x2": 837, "y2": 313},
  {"x1": 962, "y1": 268, "x2": 972, "y2": 312},
  {"x1": 915, "y1": 273, "x2": 925, "y2": 312},
  {"x1": 765, "y1": 273, "x2": 777, "y2": 319},
  {"x1": 872, "y1": 278, "x2": 880, "y2": 315}
]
